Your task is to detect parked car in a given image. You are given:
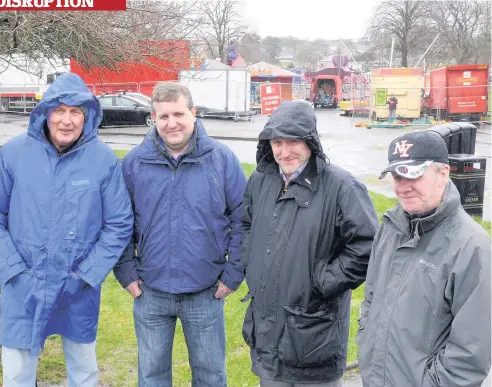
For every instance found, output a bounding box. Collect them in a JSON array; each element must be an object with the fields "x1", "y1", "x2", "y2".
[
  {"x1": 97, "y1": 94, "x2": 154, "y2": 127},
  {"x1": 121, "y1": 91, "x2": 152, "y2": 105}
]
